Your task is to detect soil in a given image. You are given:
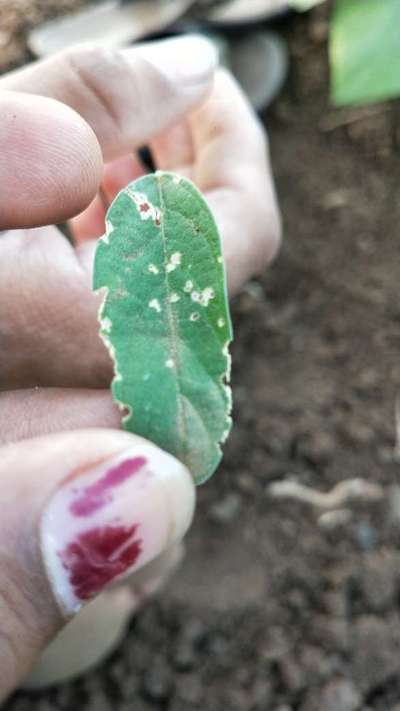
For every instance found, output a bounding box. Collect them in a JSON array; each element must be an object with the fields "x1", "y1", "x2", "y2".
[{"x1": 3, "y1": 2, "x2": 400, "y2": 710}]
